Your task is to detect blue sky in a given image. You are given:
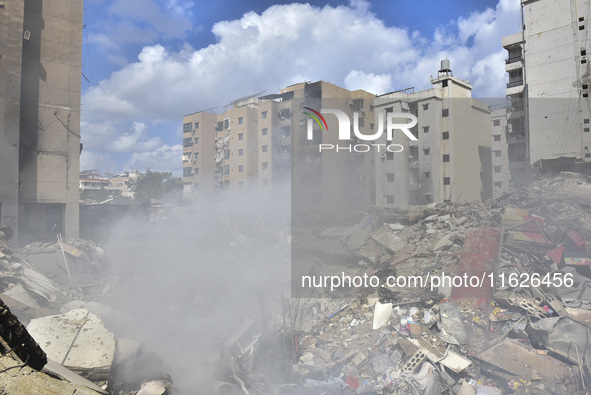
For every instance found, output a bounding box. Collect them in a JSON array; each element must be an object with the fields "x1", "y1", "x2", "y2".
[{"x1": 80, "y1": 0, "x2": 521, "y2": 176}]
